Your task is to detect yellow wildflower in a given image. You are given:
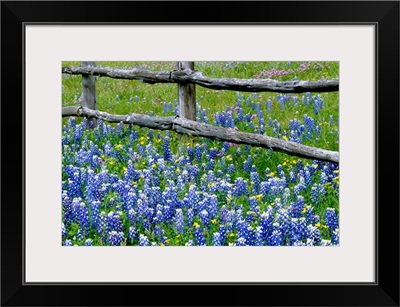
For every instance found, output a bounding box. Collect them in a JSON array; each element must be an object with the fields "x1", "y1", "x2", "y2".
[
  {"x1": 226, "y1": 155, "x2": 233, "y2": 161},
  {"x1": 123, "y1": 167, "x2": 127, "y2": 172},
  {"x1": 229, "y1": 233, "x2": 235, "y2": 237},
  {"x1": 115, "y1": 144, "x2": 122, "y2": 149},
  {"x1": 301, "y1": 208, "x2": 307, "y2": 214},
  {"x1": 256, "y1": 194, "x2": 262, "y2": 201},
  {"x1": 270, "y1": 202, "x2": 275, "y2": 207},
  {"x1": 316, "y1": 223, "x2": 321, "y2": 227},
  {"x1": 193, "y1": 222, "x2": 199, "y2": 228},
  {"x1": 109, "y1": 161, "x2": 115, "y2": 166},
  {"x1": 282, "y1": 135, "x2": 288, "y2": 141},
  {"x1": 211, "y1": 219, "x2": 217, "y2": 224}
]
